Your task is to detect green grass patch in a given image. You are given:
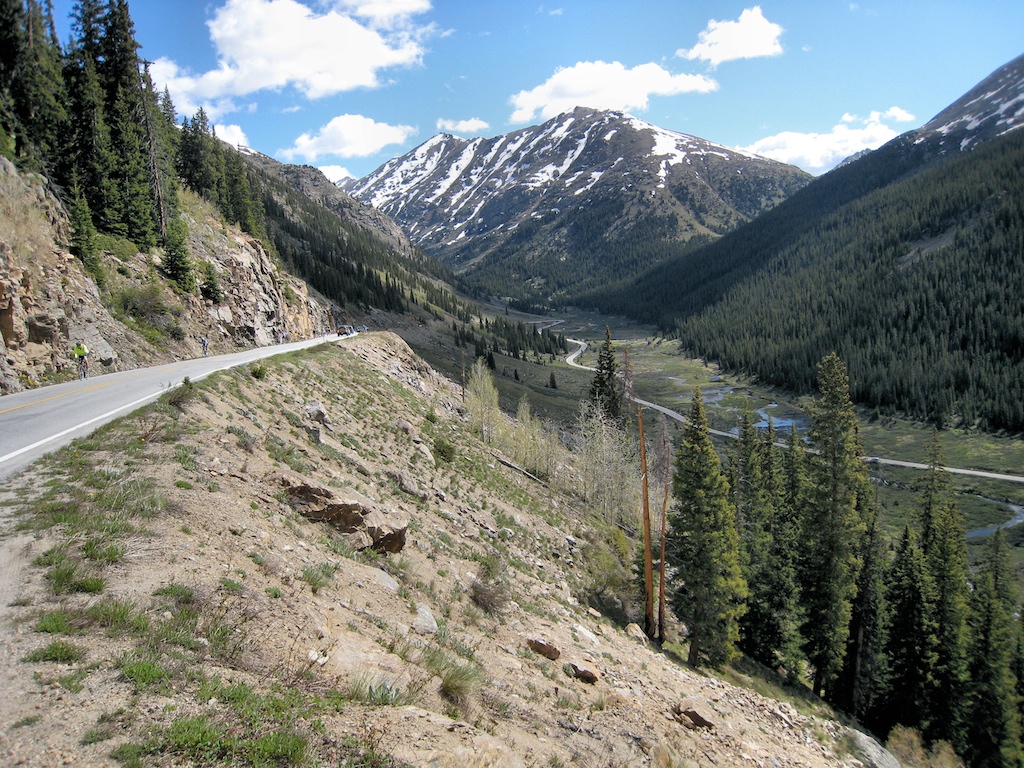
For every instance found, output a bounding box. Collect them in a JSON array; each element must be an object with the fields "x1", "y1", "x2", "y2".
[
  {"x1": 300, "y1": 563, "x2": 336, "y2": 593},
  {"x1": 120, "y1": 657, "x2": 171, "y2": 691},
  {"x1": 22, "y1": 640, "x2": 84, "y2": 664},
  {"x1": 34, "y1": 609, "x2": 82, "y2": 634}
]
